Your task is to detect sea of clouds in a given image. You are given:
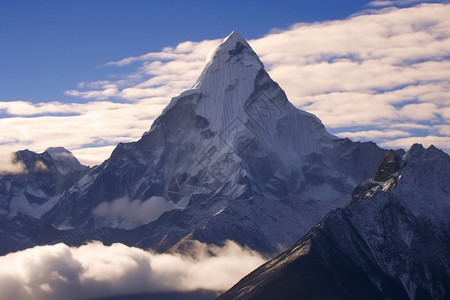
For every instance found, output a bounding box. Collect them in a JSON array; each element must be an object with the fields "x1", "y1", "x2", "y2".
[{"x1": 0, "y1": 240, "x2": 266, "y2": 300}]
